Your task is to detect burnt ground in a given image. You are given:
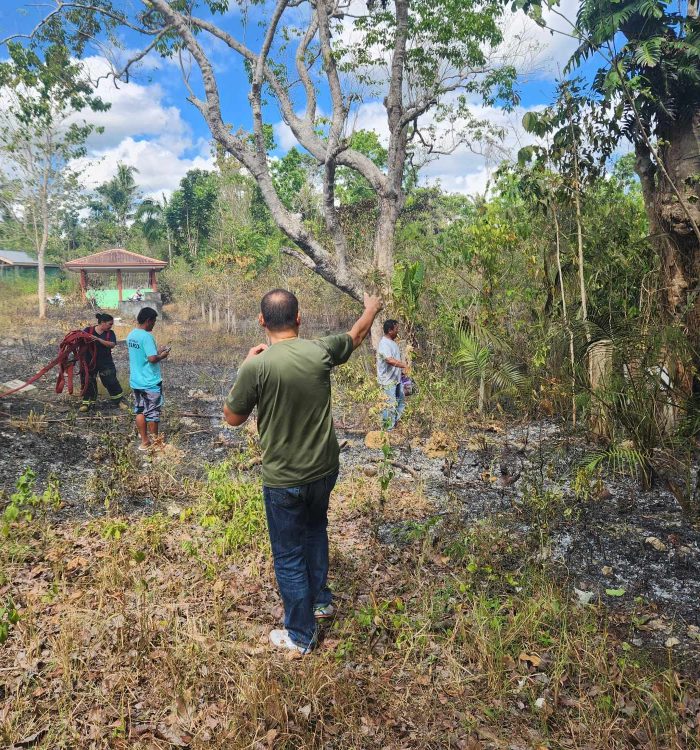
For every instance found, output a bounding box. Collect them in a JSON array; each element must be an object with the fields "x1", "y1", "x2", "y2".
[{"x1": 1, "y1": 324, "x2": 700, "y2": 673}]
